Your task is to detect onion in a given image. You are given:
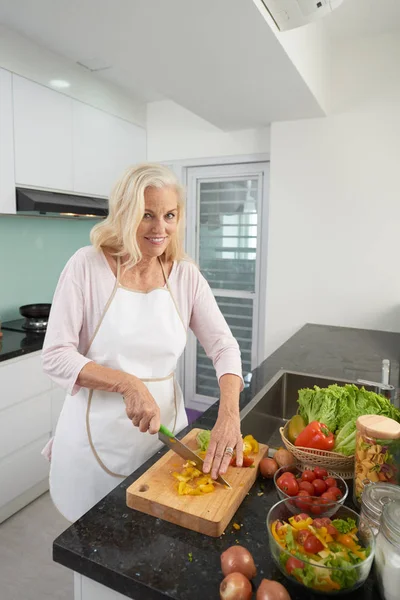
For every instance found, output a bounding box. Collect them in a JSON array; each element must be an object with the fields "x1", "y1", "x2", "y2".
[
  {"x1": 256, "y1": 579, "x2": 291, "y2": 600},
  {"x1": 259, "y1": 457, "x2": 278, "y2": 478},
  {"x1": 220, "y1": 573, "x2": 252, "y2": 600},
  {"x1": 274, "y1": 449, "x2": 295, "y2": 468},
  {"x1": 221, "y1": 545, "x2": 257, "y2": 579}
]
